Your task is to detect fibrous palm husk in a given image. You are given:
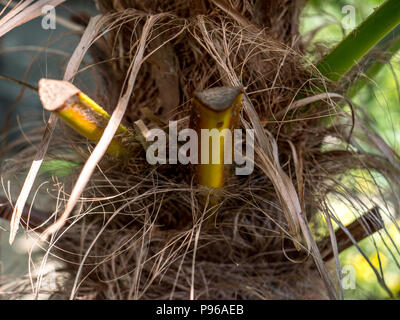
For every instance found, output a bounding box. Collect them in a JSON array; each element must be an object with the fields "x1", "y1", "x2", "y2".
[{"x1": 1, "y1": 0, "x2": 400, "y2": 300}]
